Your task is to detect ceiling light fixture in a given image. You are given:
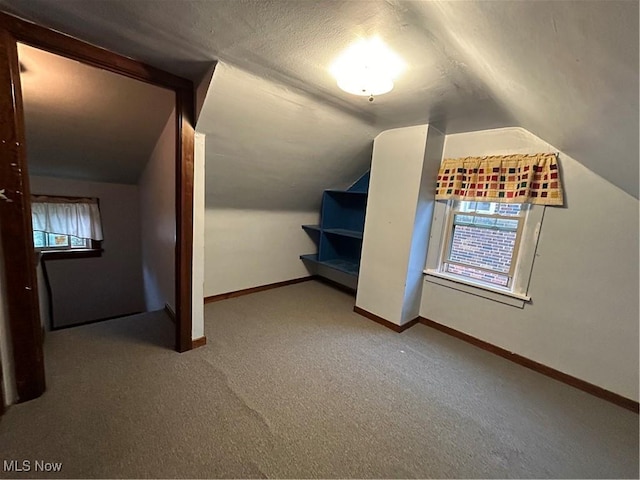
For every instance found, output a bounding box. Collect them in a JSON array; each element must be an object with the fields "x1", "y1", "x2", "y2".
[{"x1": 330, "y1": 36, "x2": 406, "y2": 101}]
